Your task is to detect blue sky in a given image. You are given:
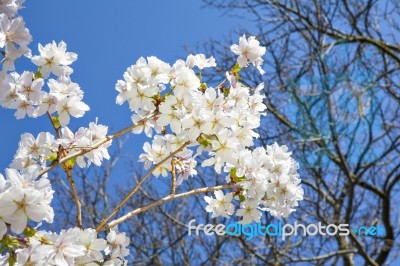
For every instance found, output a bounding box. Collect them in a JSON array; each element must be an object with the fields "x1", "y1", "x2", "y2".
[{"x1": 0, "y1": 0, "x2": 251, "y2": 171}]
